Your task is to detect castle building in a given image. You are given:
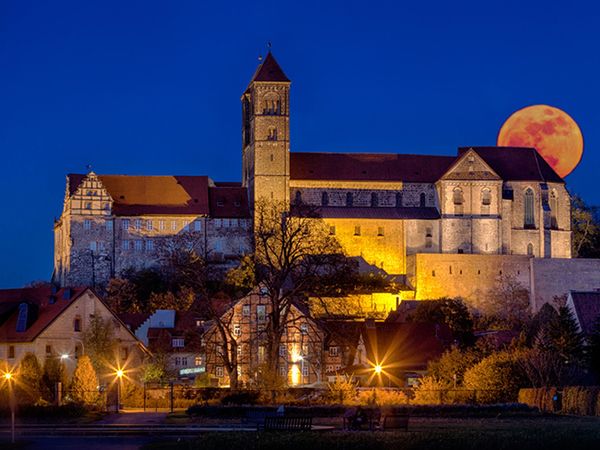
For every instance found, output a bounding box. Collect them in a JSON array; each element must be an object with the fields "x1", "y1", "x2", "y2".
[{"x1": 55, "y1": 52, "x2": 600, "y2": 310}]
